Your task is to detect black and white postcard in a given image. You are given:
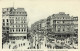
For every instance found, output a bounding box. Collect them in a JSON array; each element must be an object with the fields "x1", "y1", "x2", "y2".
[{"x1": 0, "y1": 0, "x2": 80, "y2": 51}]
